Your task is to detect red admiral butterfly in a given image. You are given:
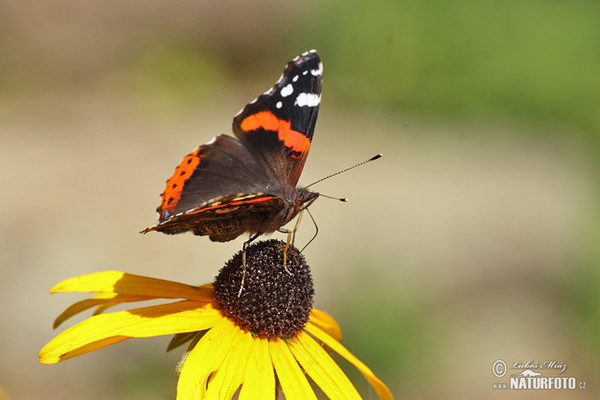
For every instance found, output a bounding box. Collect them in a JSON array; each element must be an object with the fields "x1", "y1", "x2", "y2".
[{"x1": 141, "y1": 50, "x2": 323, "y2": 243}]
